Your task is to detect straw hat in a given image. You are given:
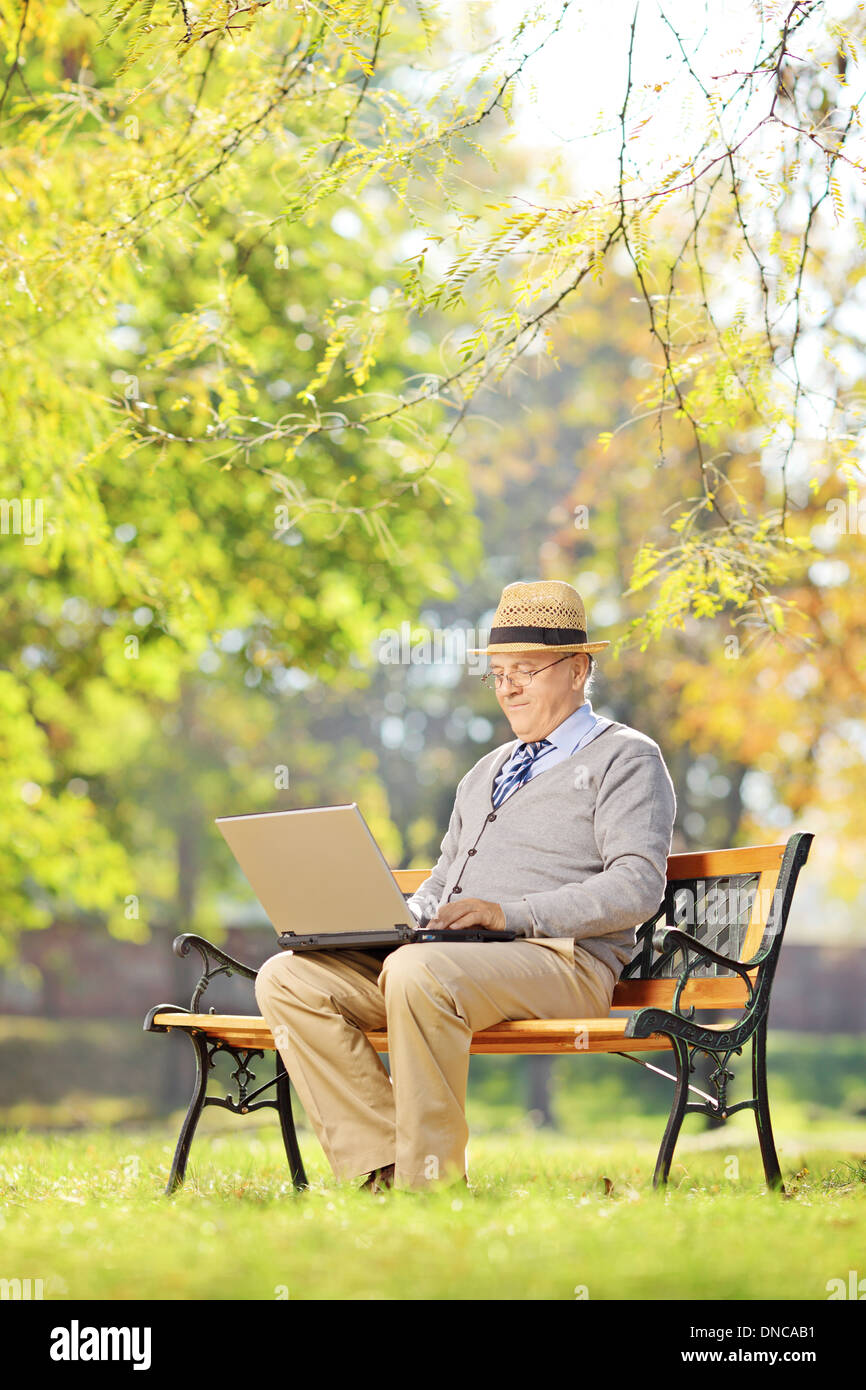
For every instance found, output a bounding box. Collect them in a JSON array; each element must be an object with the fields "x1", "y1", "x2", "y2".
[{"x1": 467, "y1": 580, "x2": 610, "y2": 655}]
